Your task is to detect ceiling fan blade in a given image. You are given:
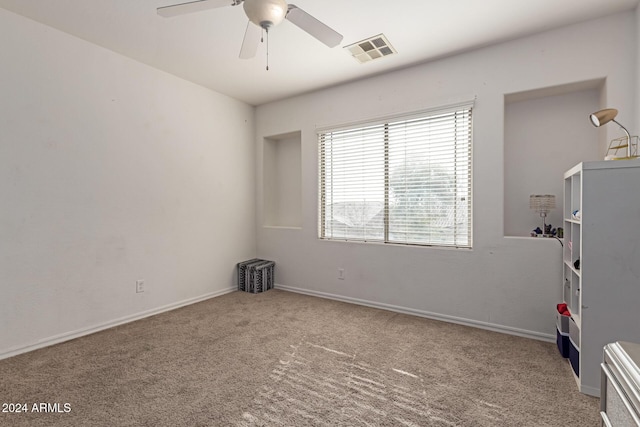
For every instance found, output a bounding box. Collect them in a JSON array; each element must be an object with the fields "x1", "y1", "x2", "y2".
[
  {"x1": 286, "y1": 4, "x2": 343, "y2": 48},
  {"x1": 239, "y1": 21, "x2": 261, "y2": 59},
  {"x1": 157, "y1": 0, "x2": 235, "y2": 18}
]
